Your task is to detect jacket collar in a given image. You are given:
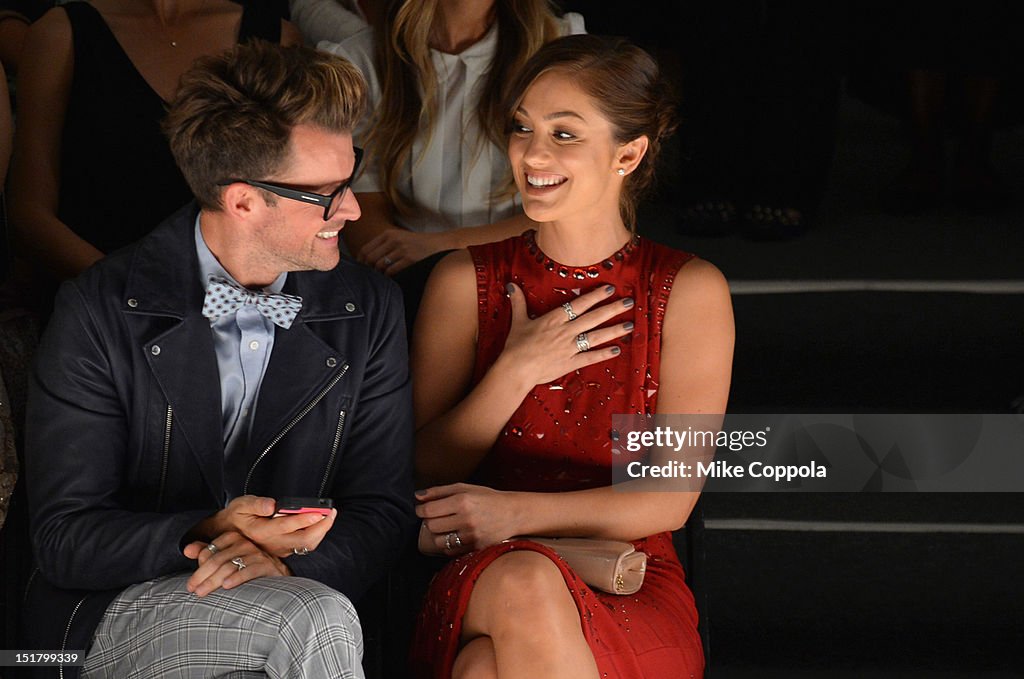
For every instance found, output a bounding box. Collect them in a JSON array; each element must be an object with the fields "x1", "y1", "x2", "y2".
[{"x1": 123, "y1": 202, "x2": 364, "y2": 323}]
